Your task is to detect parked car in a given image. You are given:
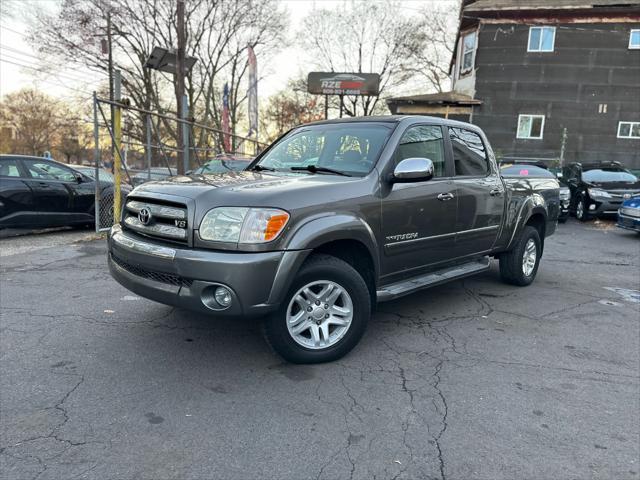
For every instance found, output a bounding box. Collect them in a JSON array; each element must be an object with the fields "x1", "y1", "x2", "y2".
[
  {"x1": 189, "y1": 155, "x2": 253, "y2": 175},
  {"x1": 131, "y1": 168, "x2": 176, "y2": 188},
  {"x1": 500, "y1": 163, "x2": 570, "y2": 222},
  {"x1": 0, "y1": 154, "x2": 130, "y2": 229},
  {"x1": 108, "y1": 116, "x2": 560, "y2": 363},
  {"x1": 617, "y1": 195, "x2": 640, "y2": 233},
  {"x1": 562, "y1": 161, "x2": 640, "y2": 221}
]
